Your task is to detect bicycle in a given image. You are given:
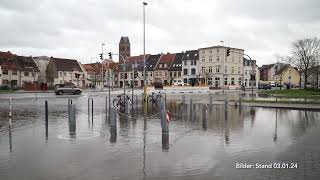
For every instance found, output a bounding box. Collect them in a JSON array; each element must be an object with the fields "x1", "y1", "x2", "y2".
[
  {"x1": 113, "y1": 93, "x2": 133, "y2": 110},
  {"x1": 148, "y1": 91, "x2": 163, "y2": 104}
]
